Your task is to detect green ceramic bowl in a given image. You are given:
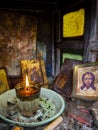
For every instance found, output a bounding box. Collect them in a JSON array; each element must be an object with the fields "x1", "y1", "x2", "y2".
[{"x1": 0, "y1": 88, "x2": 65, "y2": 127}]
